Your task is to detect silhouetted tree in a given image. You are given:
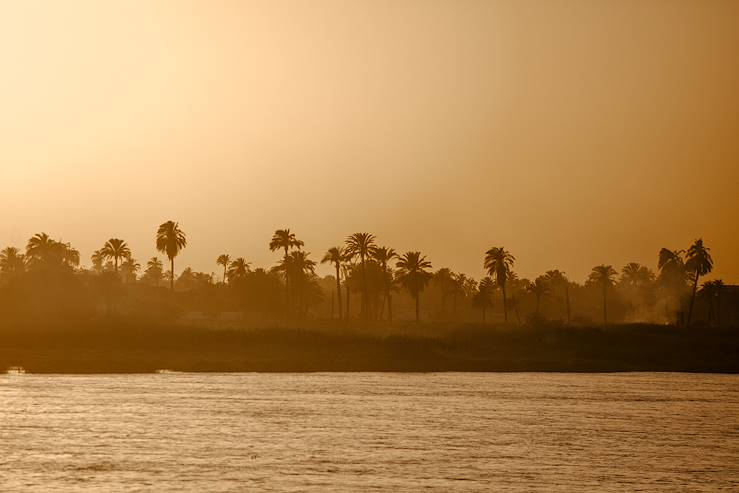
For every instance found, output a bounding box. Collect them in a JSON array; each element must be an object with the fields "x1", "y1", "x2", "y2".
[
  {"x1": 321, "y1": 246, "x2": 345, "y2": 320},
  {"x1": 589, "y1": 265, "x2": 617, "y2": 327},
  {"x1": 217, "y1": 254, "x2": 231, "y2": 284},
  {"x1": 473, "y1": 277, "x2": 493, "y2": 322},
  {"x1": 269, "y1": 229, "x2": 303, "y2": 314},
  {"x1": 274, "y1": 250, "x2": 316, "y2": 317},
  {"x1": 542, "y1": 270, "x2": 570, "y2": 323},
  {"x1": 142, "y1": 257, "x2": 164, "y2": 287},
  {"x1": 396, "y1": 251, "x2": 432, "y2": 322},
  {"x1": 685, "y1": 239, "x2": 713, "y2": 326},
  {"x1": 227, "y1": 257, "x2": 251, "y2": 283},
  {"x1": 156, "y1": 221, "x2": 187, "y2": 291},
  {"x1": 526, "y1": 276, "x2": 549, "y2": 314},
  {"x1": 0, "y1": 247, "x2": 26, "y2": 279},
  {"x1": 101, "y1": 238, "x2": 131, "y2": 274},
  {"x1": 345, "y1": 233, "x2": 377, "y2": 321},
  {"x1": 120, "y1": 257, "x2": 140, "y2": 283},
  {"x1": 484, "y1": 247, "x2": 515, "y2": 323},
  {"x1": 26, "y1": 233, "x2": 80, "y2": 270},
  {"x1": 372, "y1": 246, "x2": 397, "y2": 321}
]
